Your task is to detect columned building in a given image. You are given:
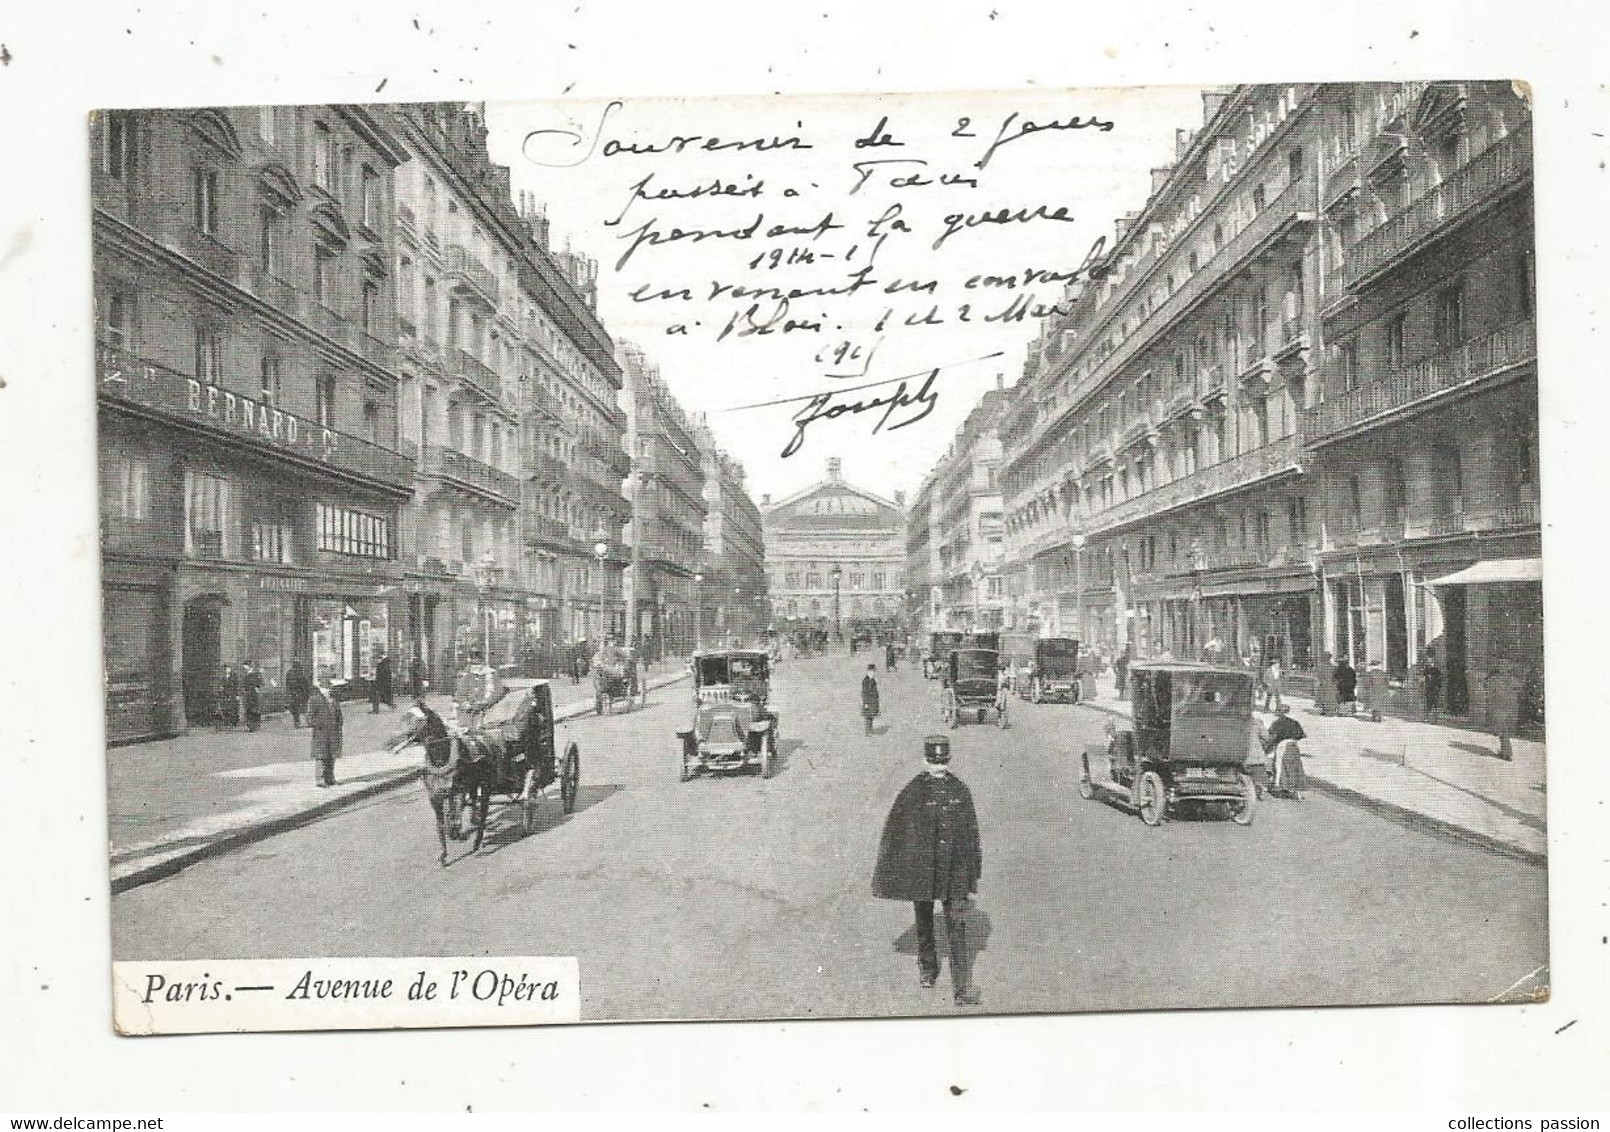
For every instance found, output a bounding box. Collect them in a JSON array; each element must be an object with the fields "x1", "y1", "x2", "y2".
[
  {"x1": 95, "y1": 105, "x2": 412, "y2": 741},
  {"x1": 764, "y1": 458, "x2": 906, "y2": 639},
  {"x1": 515, "y1": 206, "x2": 629, "y2": 650},
  {"x1": 393, "y1": 103, "x2": 526, "y2": 684},
  {"x1": 1000, "y1": 82, "x2": 1539, "y2": 729},
  {"x1": 690, "y1": 415, "x2": 770, "y2": 646},
  {"x1": 620, "y1": 343, "x2": 706, "y2": 658},
  {"x1": 1308, "y1": 81, "x2": 1536, "y2": 725},
  {"x1": 931, "y1": 385, "x2": 1008, "y2": 631}
]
